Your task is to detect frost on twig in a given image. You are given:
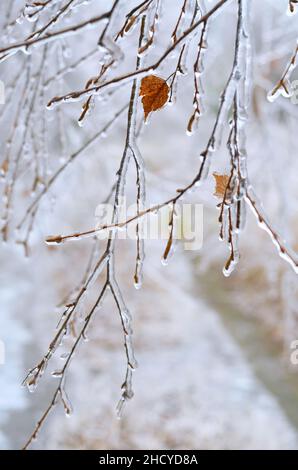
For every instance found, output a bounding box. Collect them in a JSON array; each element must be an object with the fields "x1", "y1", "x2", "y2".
[
  {"x1": 288, "y1": 0, "x2": 298, "y2": 15},
  {"x1": 0, "y1": 0, "x2": 297, "y2": 450},
  {"x1": 268, "y1": 42, "x2": 298, "y2": 102},
  {"x1": 22, "y1": 11, "x2": 147, "y2": 450}
]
